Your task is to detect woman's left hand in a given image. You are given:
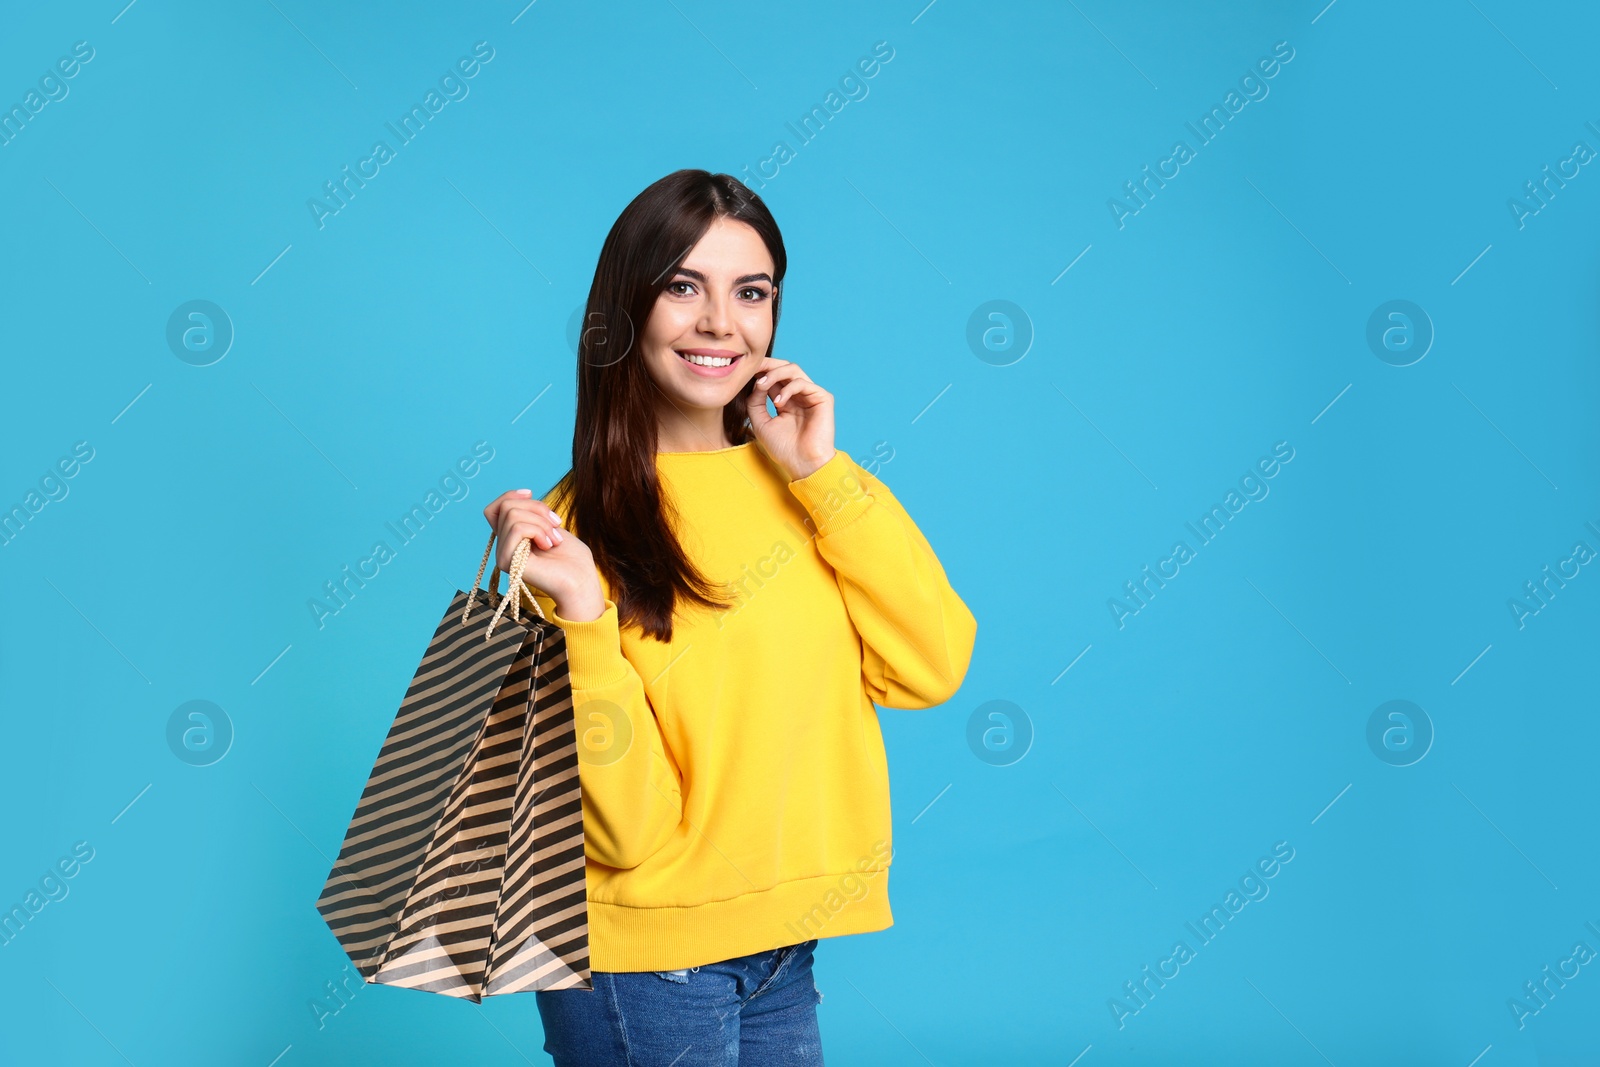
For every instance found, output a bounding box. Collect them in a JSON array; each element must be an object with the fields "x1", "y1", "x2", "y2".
[{"x1": 745, "y1": 356, "x2": 837, "y2": 481}]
